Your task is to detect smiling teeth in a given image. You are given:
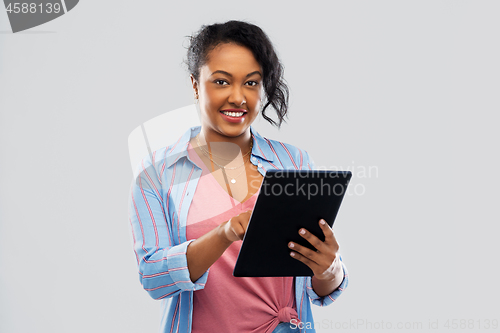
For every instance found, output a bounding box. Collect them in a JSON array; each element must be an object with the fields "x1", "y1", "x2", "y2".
[{"x1": 222, "y1": 111, "x2": 244, "y2": 117}]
